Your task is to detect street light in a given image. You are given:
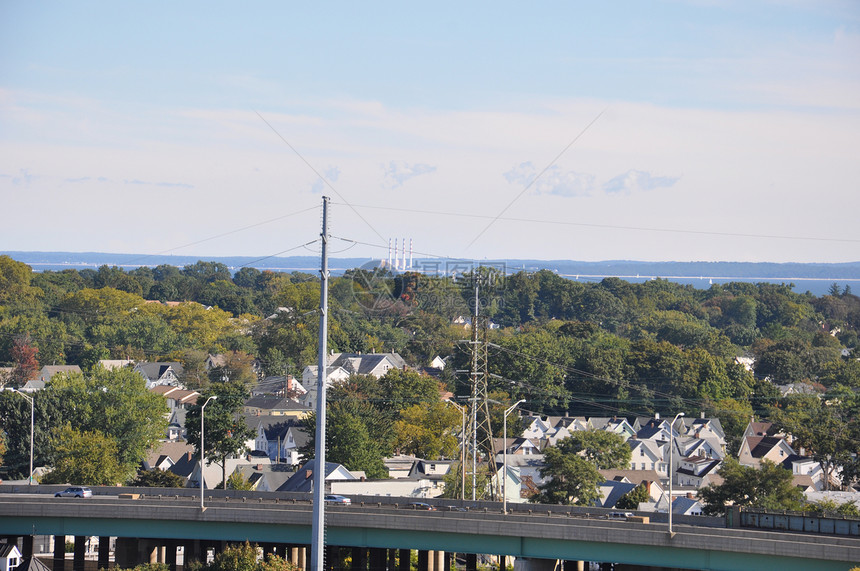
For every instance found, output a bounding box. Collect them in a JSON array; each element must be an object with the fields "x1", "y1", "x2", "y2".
[
  {"x1": 12, "y1": 389, "x2": 34, "y2": 486},
  {"x1": 502, "y1": 400, "x2": 525, "y2": 514},
  {"x1": 668, "y1": 412, "x2": 685, "y2": 537},
  {"x1": 200, "y1": 395, "x2": 217, "y2": 511},
  {"x1": 445, "y1": 399, "x2": 466, "y2": 500}
]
